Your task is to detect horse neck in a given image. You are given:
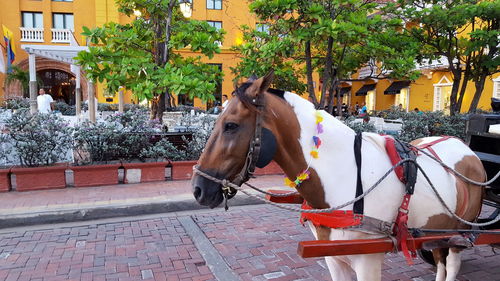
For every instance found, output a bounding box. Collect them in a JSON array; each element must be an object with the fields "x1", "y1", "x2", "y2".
[{"x1": 268, "y1": 93, "x2": 357, "y2": 208}]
